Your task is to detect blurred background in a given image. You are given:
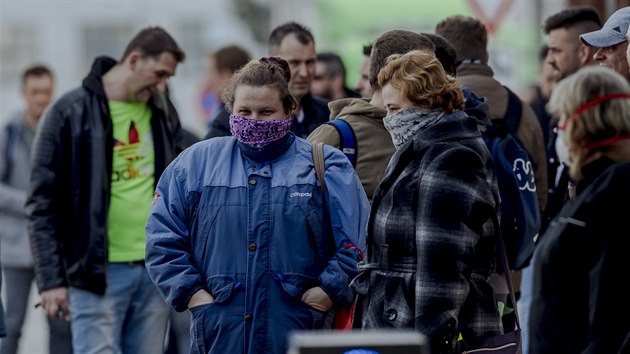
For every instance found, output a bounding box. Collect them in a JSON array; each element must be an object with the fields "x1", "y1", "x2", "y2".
[
  {"x1": 0, "y1": 0, "x2": 627, "y2": 352},
  {"x1": 2, "y1": 0, "x2": 625, "y2": 138}
]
